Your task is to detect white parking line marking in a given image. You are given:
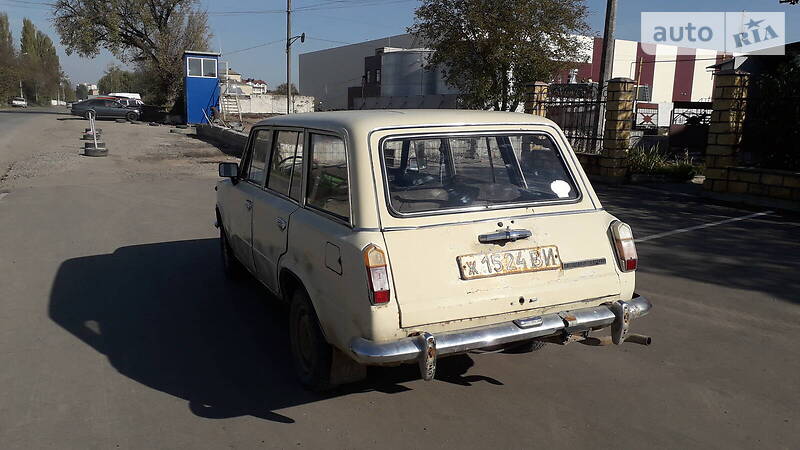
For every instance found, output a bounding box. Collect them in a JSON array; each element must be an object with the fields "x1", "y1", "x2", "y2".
[{"x1": 636, "y1": 211, "x2": 773, "y2": 243}]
